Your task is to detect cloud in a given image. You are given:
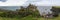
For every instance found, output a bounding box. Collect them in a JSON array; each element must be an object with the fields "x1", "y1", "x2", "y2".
[
  {"x1": 24, "y1": 0, "x2": 52, "y2": 6},
  {"x1": 0, "y1": 0, "x2": 60, "y2": 6},
  {"x1": 28, "y1": 0, "x2": 60, "y2": 6},
  {"x1": 0, "y1": 0, "x2": 7, "y2": 2},
  {"x1": 0, "y1": 0, "x2": 28, "y2": 6},
  {"x1": 30, "y1": 0, "x2": 52, "y2": 6},
  {"x1": 22, "y1": 0, "x2": 41, "y2": 6},
  {"x1": 52, "y1": 0, "x2": 60, "y2": 6}
]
